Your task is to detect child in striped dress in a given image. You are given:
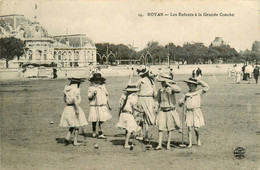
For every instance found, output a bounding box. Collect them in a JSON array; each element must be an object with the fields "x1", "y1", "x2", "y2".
[
  {"x1": 155, "y1": 73, "x2": 181, "y2": 150},
  {"x1": 134, "y1": 66, "x2": 156, "y2": 141},
  {"x1": 178, "y1": 78, "x2": 209, "y2": 148}
]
